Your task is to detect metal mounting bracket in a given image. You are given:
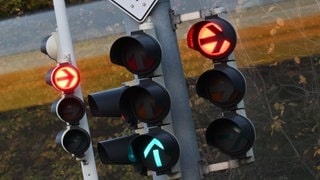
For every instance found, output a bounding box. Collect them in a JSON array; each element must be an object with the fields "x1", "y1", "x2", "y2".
[
  {"x1": 169, "y1": 7, "x2": 226, "y2": 30},
  {"x1": 201, "y1": 154, "x2": 254, "y2": 175}
]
